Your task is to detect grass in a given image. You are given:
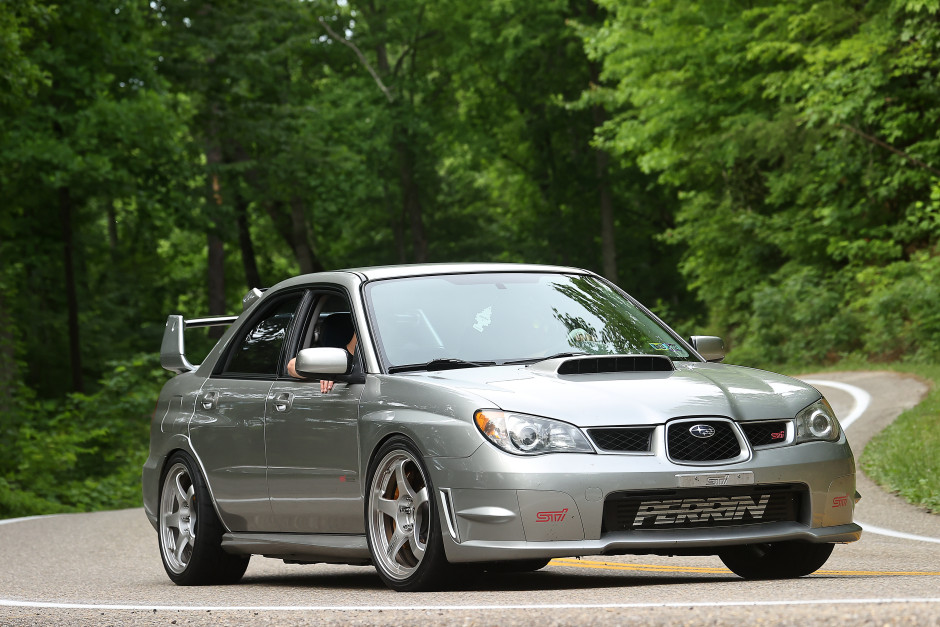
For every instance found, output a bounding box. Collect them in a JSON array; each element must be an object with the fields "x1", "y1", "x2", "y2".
[{"x1": 858, "y1": 363, "x2": 940, "y2": 513}]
